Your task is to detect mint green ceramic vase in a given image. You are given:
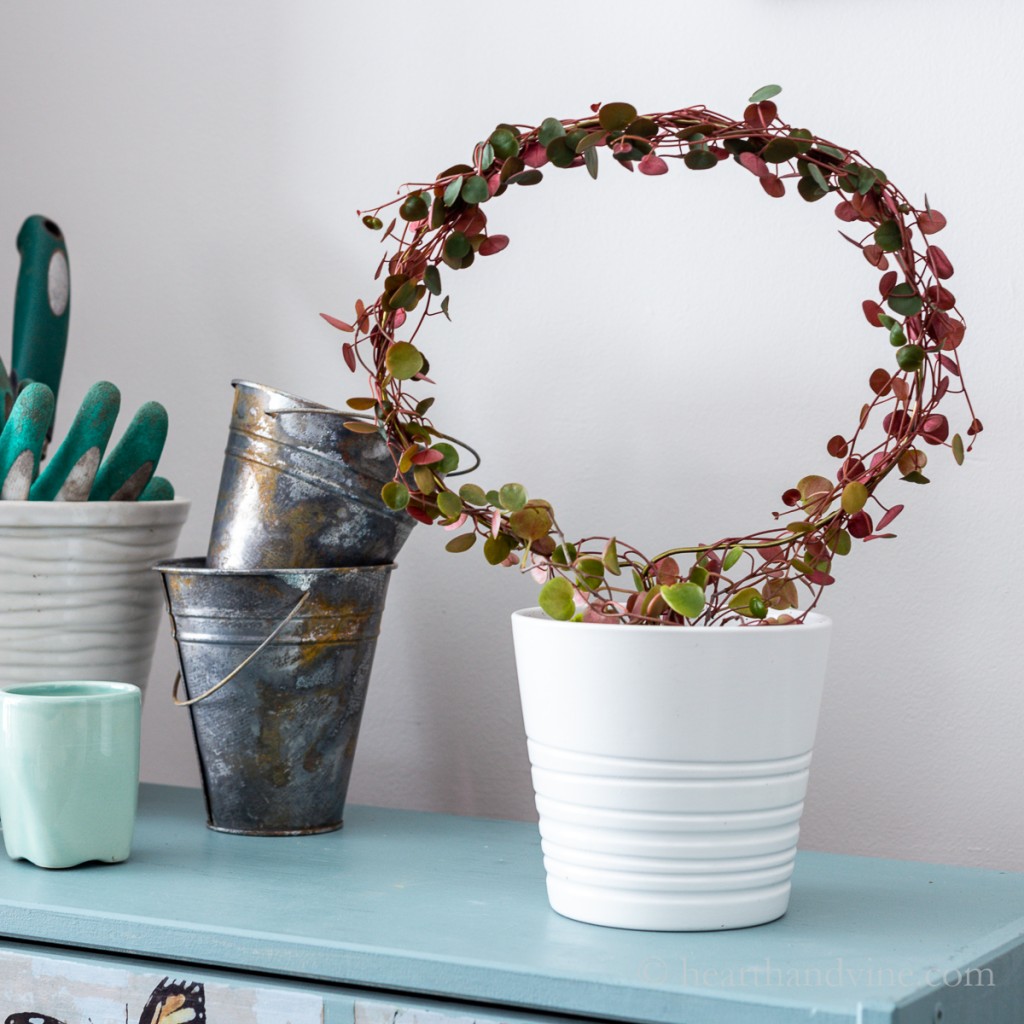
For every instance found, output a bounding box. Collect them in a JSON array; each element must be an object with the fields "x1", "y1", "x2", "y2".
[{"x1": 0, "y1": 681, "x2": 141, "y2": 869}]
